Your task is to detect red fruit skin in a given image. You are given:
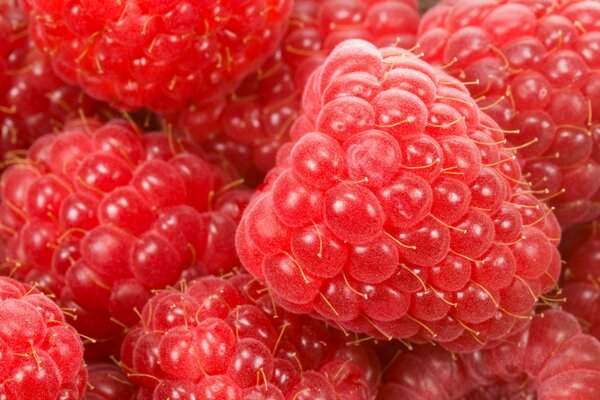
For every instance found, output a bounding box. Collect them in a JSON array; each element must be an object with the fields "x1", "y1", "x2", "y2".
[
  {"x1": 0, "y1": 2, "x2": 109, "y2": 165},
  {"x1": 0, "y1": 277, "x2": 87, "y2": 400},
  {"x1": 237, "y1": 39, "x2": 562, "y2": 352},
  {"x1": 165, "y1": 0, "x2": 420, "y2": 176},
  {"x1": 23, "y1": 0, "x2": 292, "y2": 113},
  {"x1": 0, "y1": 118, "x2": 249, "y2": 353},
  {"x1": 418, "y1": 0, "x2": 600, "y2": 227},
  {"x1": 380, "y1": 309, "x2": 600, "y2": 400},
  {"x1": 120, "y1": 274, "x2": 380, "y2": 400}
]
